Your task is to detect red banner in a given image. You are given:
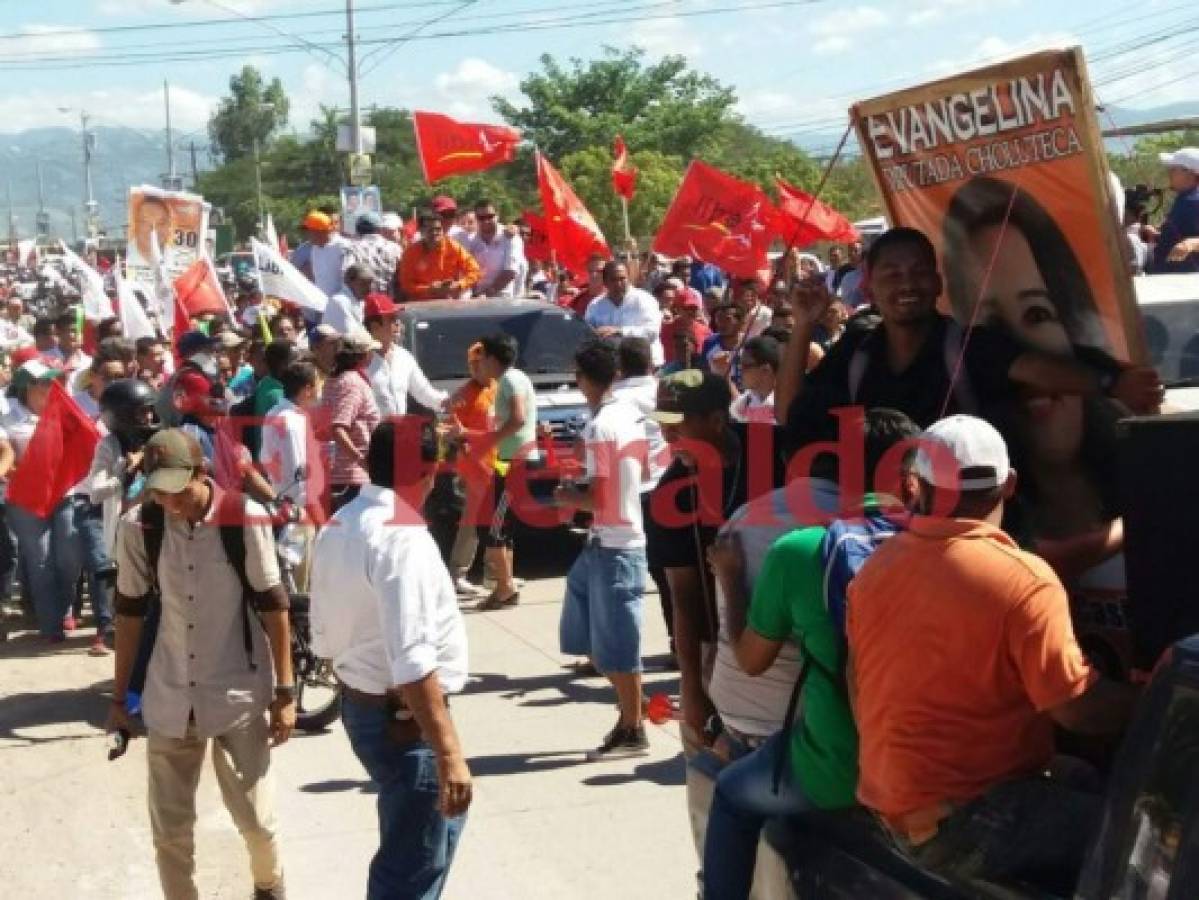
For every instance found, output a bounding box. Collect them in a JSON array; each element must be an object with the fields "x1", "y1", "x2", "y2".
[
  {"x1": 611, "y1": 135, "x2": 637, "y2": 201},
  {"x1": 774, "y1": 177, "x2": 860, "y2": 246},
  {"x1": 653, "y1": 161, "x2": 776, "y2": 279},
  {"x1": 7, "y1": 381, "x2": 100, "y2": 518},
  {"x1": 173, "y1": 257, "x2": 228, "y2": 320},
  {"x1": 536, "y1": 152, "x2": 610, "y2": 277},
  {"x1": 413, "y1": 111, "x2": 521, "y2": 184}
]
